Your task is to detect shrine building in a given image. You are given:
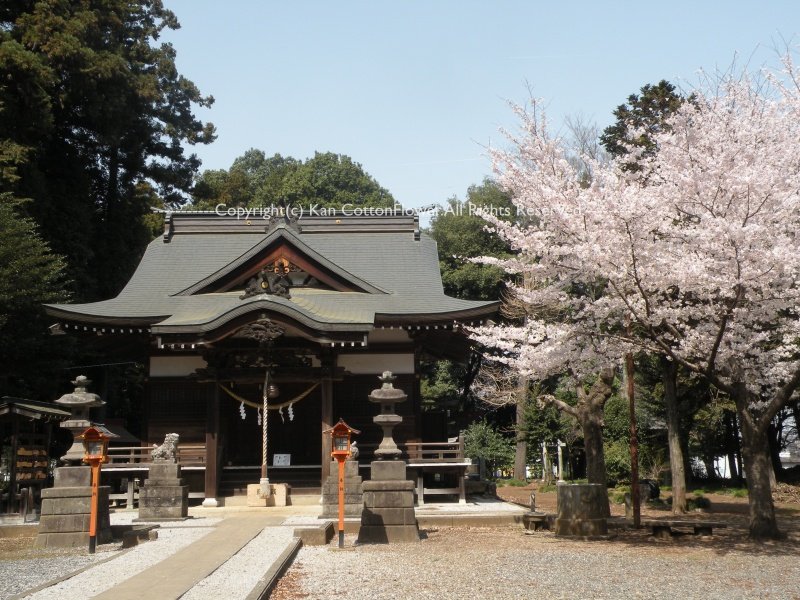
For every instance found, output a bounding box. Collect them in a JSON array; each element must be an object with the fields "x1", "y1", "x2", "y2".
[{"x1": 44, "y1": 212, "x2": 497, "y2": 505}]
